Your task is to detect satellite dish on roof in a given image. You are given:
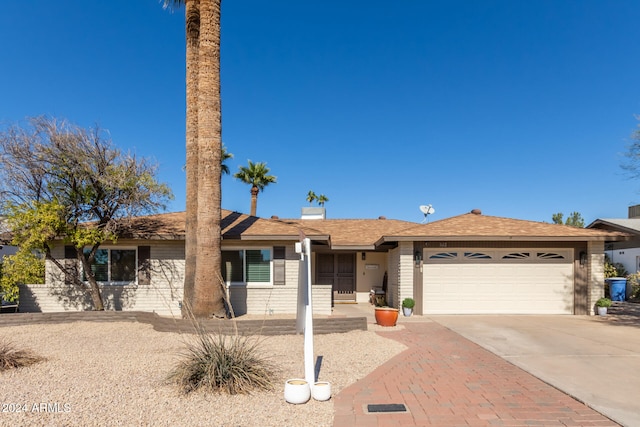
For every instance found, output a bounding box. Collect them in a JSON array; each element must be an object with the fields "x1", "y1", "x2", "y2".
[
  {"x1": 419, "y1": 204, "x2": 435, "y2": 223},
  {"x1": 419, "y1": 205, "x2": 435, "y2": 215}
]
